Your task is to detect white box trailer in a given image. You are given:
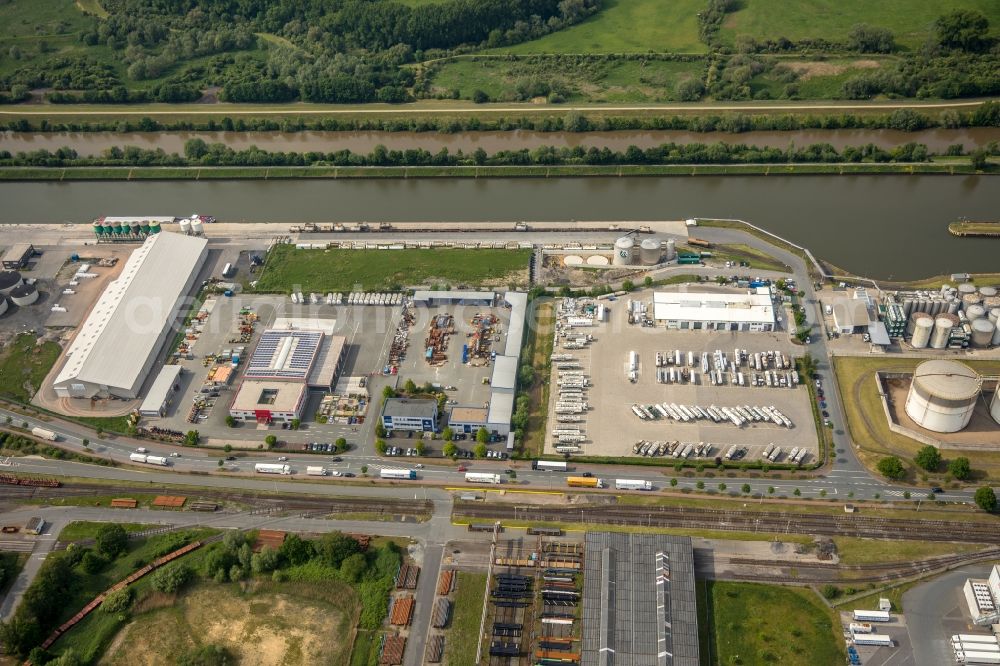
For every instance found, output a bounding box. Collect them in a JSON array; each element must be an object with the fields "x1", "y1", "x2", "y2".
[
  {"x1": 849, "y1": 623, "x2": 872, "y2": 634},
  {"x1": 306, "y1": 466, "x2": 328, "y2": 476},
  {"x1": 465, "y1": 472, "x2": 501, "y2": 485},
  {"x1": 956, "y1": 643, "x2": 1000, "y2": 654},
  {"x1": 380, "y1": 468, "x2": 416, "y2": 480},
  {"x1": 853, "y1": 634, "x2": 893, "y2": 647},
  {"x1": 853, "y1": 610, "x2": 891, "y2": 622},
  {"x1": 129, "y1": 452, "x2": 167, "y2": 466},
  {"x1": 956, "y1": 636, "x2": 1000, "y2": 645},
  {"x1": 958, "y1": 651, "x2": 1000, "y2": 664},
  {"x1": 615, "y1": 479, "x2": 652, "y2": 491},
  {"x1": 30, "y1": 427, "x2": 58, "y2": 441},
  {"x1": 255, "y1": 463, "x2": 291, "y2": 475}
]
